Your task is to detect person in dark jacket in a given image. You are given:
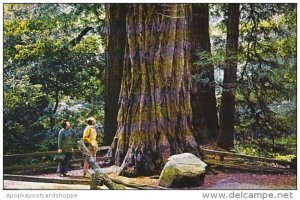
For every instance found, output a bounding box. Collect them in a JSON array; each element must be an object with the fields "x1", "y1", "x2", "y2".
[{"x1": 57, "y1": 119, "x2": 74, "y2": 177}]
